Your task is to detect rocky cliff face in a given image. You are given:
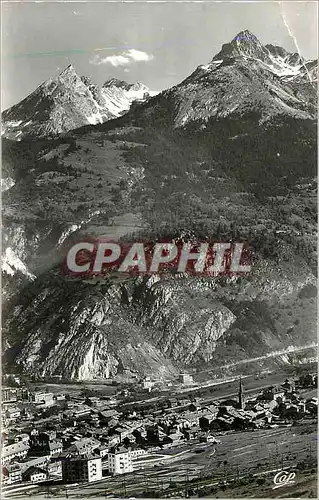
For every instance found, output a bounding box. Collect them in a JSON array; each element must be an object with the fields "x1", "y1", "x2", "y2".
[
  {"x1": 2, "y1": 31, "x2": 317, "y2": 380},
  {"x1": 1, "y1": 66, "x2": 158, "y2": 140},
  {"x1": 3, "y1": 255, "x2": 316, "y2": 380}
]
